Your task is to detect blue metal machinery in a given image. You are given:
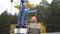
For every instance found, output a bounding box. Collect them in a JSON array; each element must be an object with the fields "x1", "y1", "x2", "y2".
[
  {"x1": 16, "y1": 0, "x2": 37, "y2": 27},
  {"x1": 16, "y1": 0, "x2": 25, "y2": 27}
]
